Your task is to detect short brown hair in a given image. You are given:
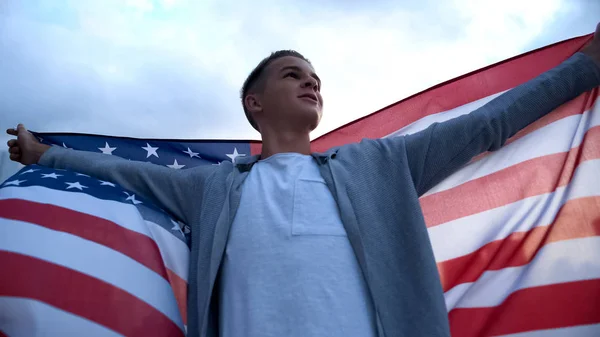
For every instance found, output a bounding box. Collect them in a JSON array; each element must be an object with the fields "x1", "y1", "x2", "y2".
[{"x1": 240, "y1": 50, "x2": 311, "y2": 131}]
